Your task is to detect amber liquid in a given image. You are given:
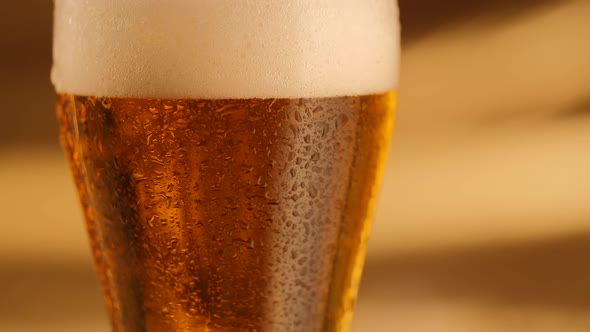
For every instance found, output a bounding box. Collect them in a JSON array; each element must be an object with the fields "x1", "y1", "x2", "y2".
[{"x1": 57, "y1": 92, "x2": 395, "y2": 332}]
